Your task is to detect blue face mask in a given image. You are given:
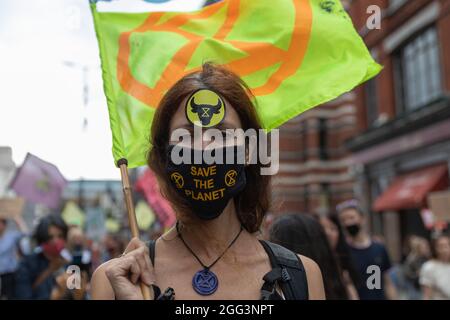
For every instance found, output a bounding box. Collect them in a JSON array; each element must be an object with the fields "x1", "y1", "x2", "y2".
[{"x1": 165, "y1": 145, "x2": 246, "y2": 220}]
